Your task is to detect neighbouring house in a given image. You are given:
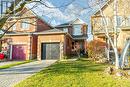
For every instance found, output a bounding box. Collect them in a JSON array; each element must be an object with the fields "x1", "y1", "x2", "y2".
[
  {"x1": 91, "y1": 0, "x2": 130, "y2": 58},
  {"x1": 1, "y1": 8, "x2": 52, "y2": 60},
  {"x1": 1, "y1": 8, "x2": 88, "y2": 60},
  {"x1": 55, "y1": 18, "x2": 88, "y2": 56}
]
